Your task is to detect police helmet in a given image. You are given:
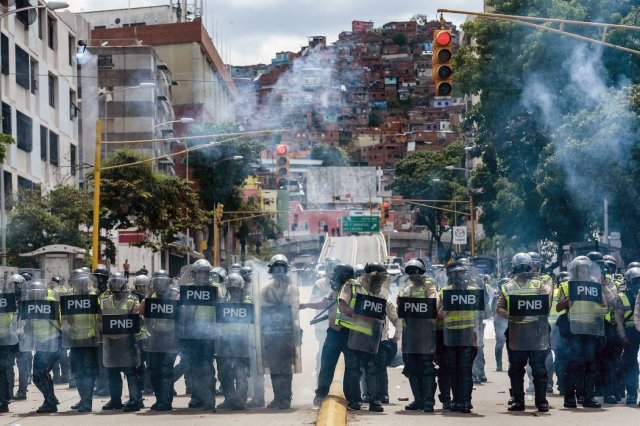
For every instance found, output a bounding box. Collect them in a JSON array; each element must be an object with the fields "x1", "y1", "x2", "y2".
[
  {"x1": 405, "y1": 259, "x2": 427, "y2": 275},
  {"x1": 229, "y1": 263, "x2": 242, "y2": 273},
  {"x1": 151, "y1": 270, "x2": 172, "y2": 295},
  {"x1": 107, "y1": 272, "x2": 127, "y2": 292},
  {"x1": 69, "y1": 269, "x2": 90, "y2": 291},
  {"x1": 211, "y1": 266, "x2": 228, "y2": 284},
  {"x1": 364, "y1": 262, "x2": 387, "y2": 275},
  {"x1": 624, "y1": 267, "x2": 640, "y2": 286},
  {"x1": 627, "y1": 261, "x2": 640, "y2": 270},
  {"x1": 133, "y1": 275, "x2": 150, "y2": 291},
  {"x1": 558, "y1": 271, "x2": 570, "y2": 283},
  {"x1": 569, "y1": 256, "x2": 593, "y2": 281},
  {"x1": 226, "y1": 273, "x2": 245, "y2": 289},
  {"x1": 268, "y1": 254, "x2": 289, "y2": 274},
  {"x1": 20, "y1": 272, "x2": 33, "y2": 282},
  {"x1": 511, "y1": 253, "x2": 533, "y2": 274},
  {"x1": 239, "y1": 266, "x2": 253, "y2": 282},
  {"x1": 331, "y1": 264, "x2": 354, "y2": 291},
  {"x1": 603, "y1": 255, "x2": 617, "y2": 273}
]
